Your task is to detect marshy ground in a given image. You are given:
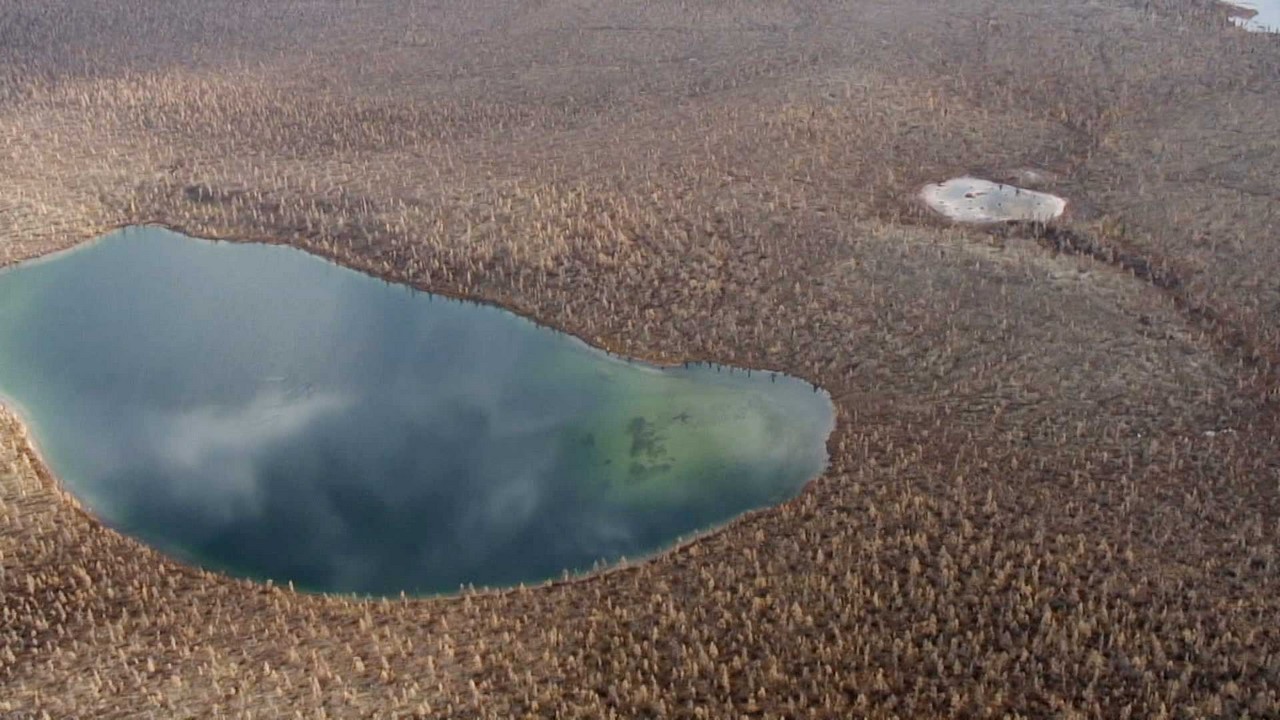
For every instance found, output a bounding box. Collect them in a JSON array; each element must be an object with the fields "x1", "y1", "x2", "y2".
[{"x1": 1, "y1": 0, "x2": 1278, "y2": 717}]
